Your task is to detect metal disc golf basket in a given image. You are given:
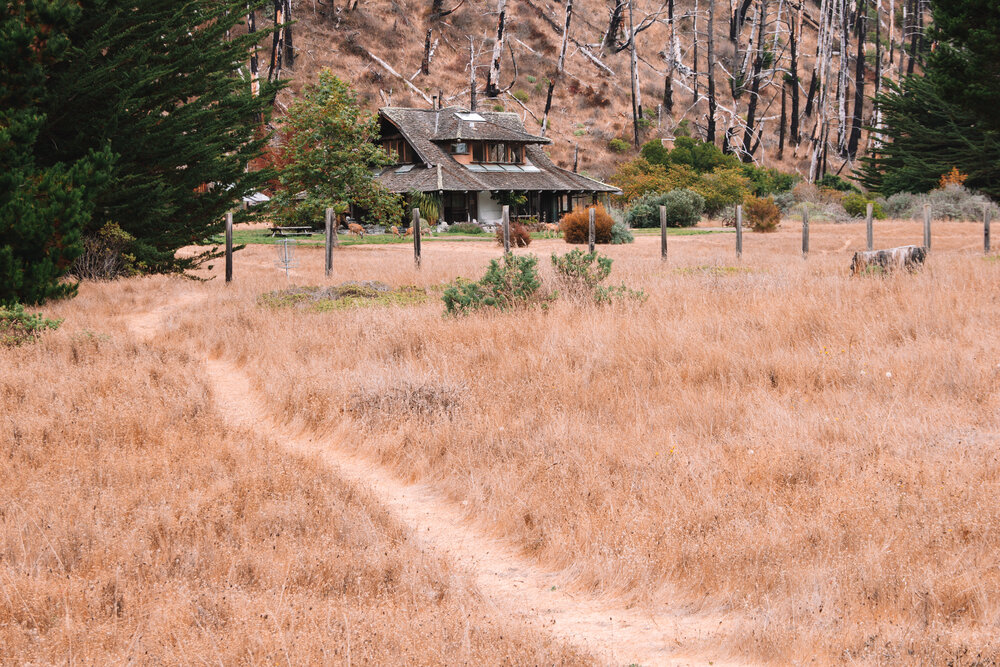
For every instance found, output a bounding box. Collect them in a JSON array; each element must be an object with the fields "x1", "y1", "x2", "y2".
[{"x1": 275, "y1": 238, "x2": 298, "y2": 277}]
